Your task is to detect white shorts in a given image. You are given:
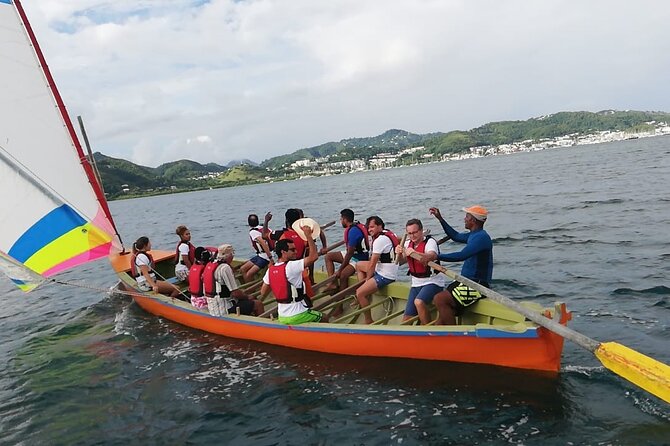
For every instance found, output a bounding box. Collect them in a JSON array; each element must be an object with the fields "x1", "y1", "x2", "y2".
[{"x1": 175, "y1": 266, "x2": 189, "y2": 282}]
